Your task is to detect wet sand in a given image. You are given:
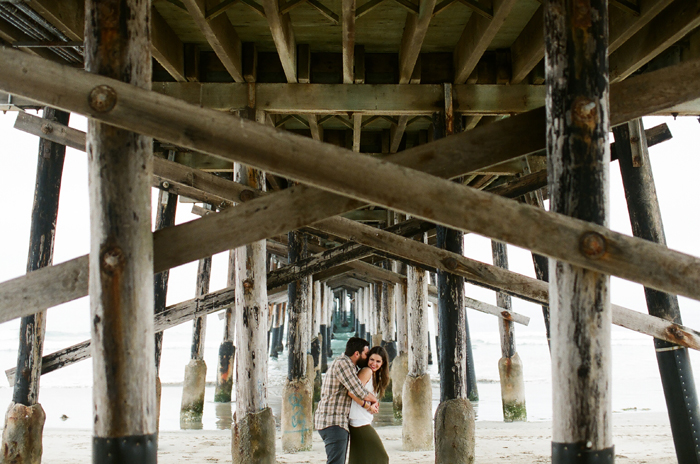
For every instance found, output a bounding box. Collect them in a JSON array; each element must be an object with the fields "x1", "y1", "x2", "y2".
[{"x1": 38, "y1": 411, "x2": 676, "y2": 463}]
